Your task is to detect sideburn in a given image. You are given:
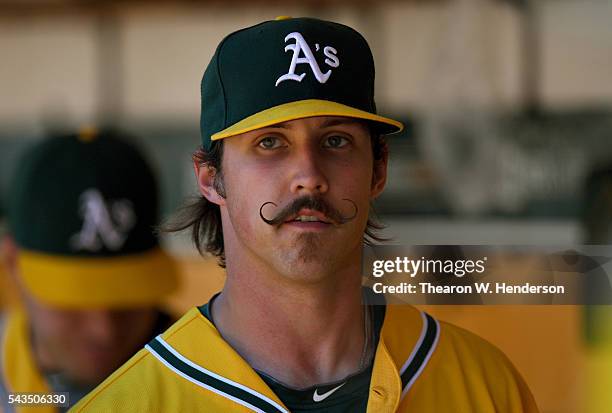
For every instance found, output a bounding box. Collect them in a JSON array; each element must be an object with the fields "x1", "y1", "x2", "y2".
[{"x1": 212, "y1": 170, "x2": 226, "y2": 199}]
